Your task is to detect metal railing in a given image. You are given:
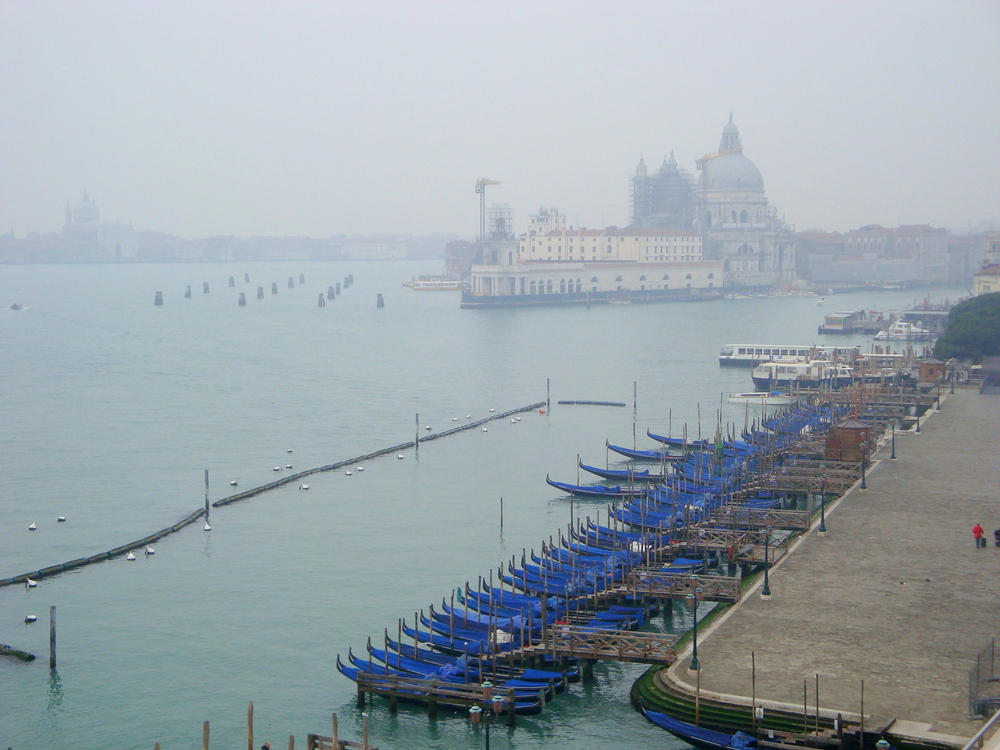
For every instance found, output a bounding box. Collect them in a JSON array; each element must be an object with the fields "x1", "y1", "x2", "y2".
[{"x1": 969, "y1": 637, "x2": 1000, "y2": 717}]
